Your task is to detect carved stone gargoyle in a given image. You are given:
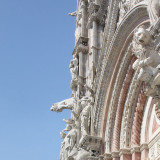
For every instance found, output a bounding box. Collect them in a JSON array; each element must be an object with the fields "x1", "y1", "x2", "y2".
[{"x1": 50, "y1": 98, "x2": 73, "y2": 112}]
